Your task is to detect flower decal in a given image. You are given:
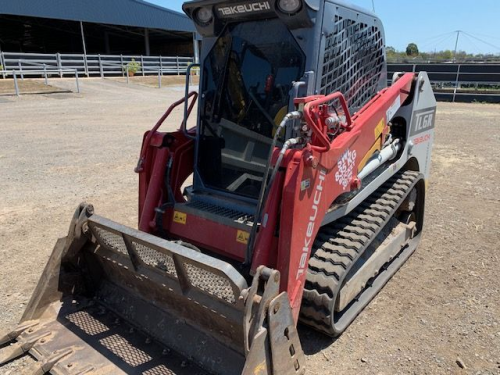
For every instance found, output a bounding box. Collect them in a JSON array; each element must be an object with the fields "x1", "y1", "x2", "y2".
[{"x1": 335, "y1": 149, "x2": 357, "y2": 190}]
